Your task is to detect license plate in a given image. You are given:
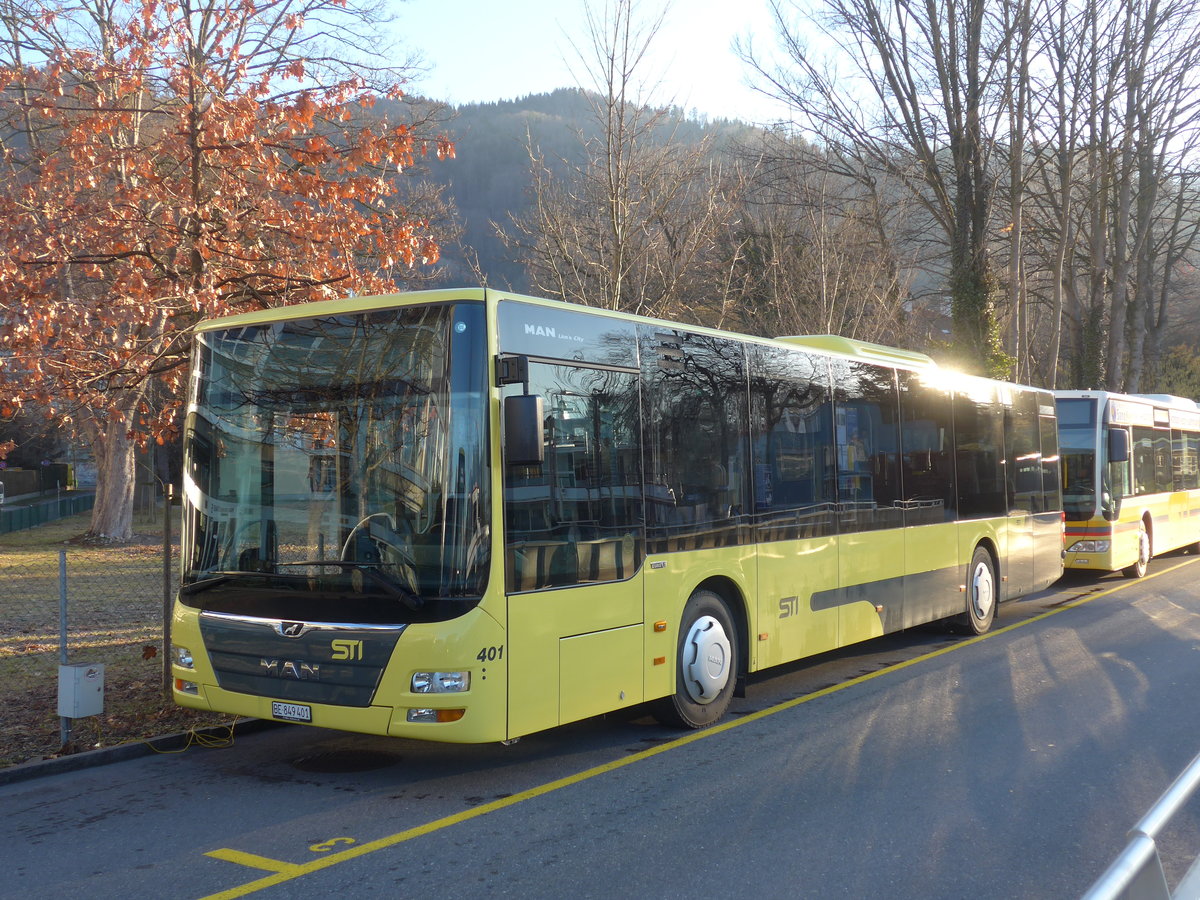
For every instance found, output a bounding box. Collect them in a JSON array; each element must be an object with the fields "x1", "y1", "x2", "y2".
[{"x1": 271, "y1": 701, "x2": 312, "y2": 723}]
